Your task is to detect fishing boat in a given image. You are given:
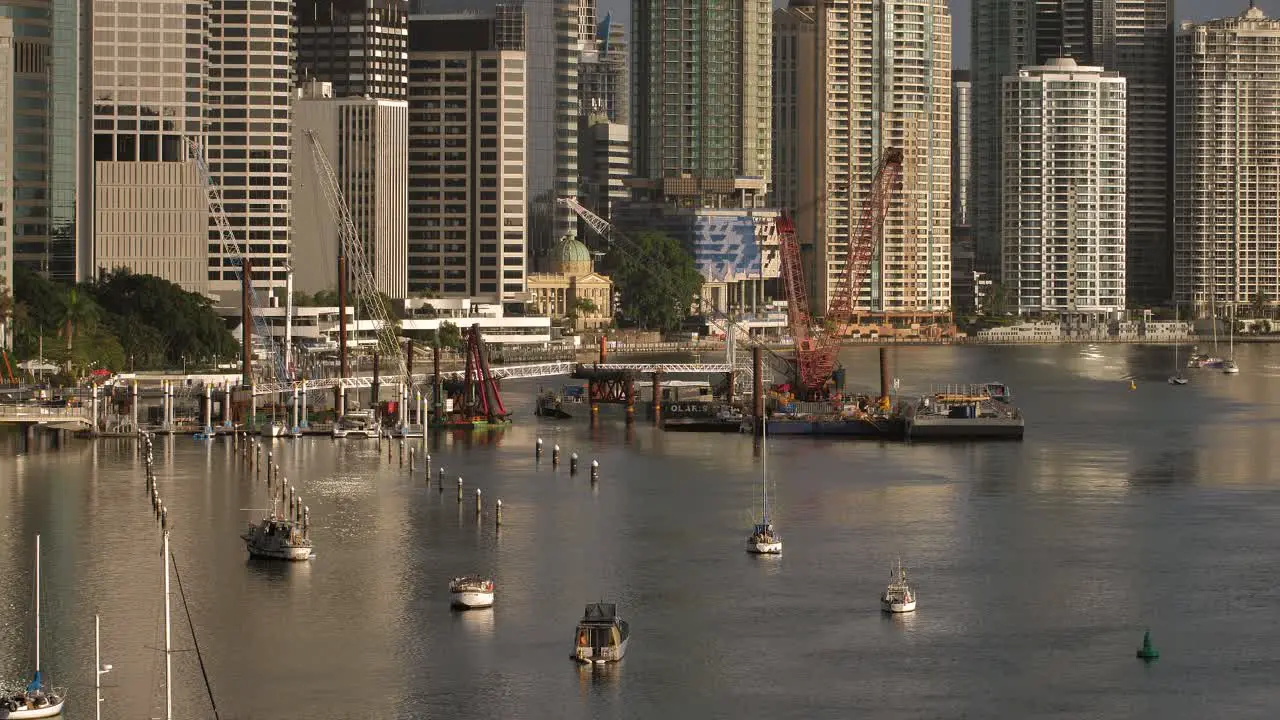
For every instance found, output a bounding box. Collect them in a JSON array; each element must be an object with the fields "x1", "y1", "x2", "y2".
[
  {"x1": 571, "y1": 603, "x2": 630, "y2": 664},
  {"x1": 1170, "y1": 308, "x2": 1189, "y2": 385},
  {"x1": 242, "y1": 516, "x2": 313, "y2": 561},
  {"x1": 448, "y1": 576, "x2": 495, "y2": 609},
  {"x1": 880, "y1": 558, "x2": 917, "y2": 613},
  {"x1": 1, "y1": 535, "x2": 66, "y2": 719},
  {"x1": 746, "y1": 417, "x2": 782, "y2": 554},
  {"x1": 332, "y1": 410, "x2": 379, "y2": 438}
]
